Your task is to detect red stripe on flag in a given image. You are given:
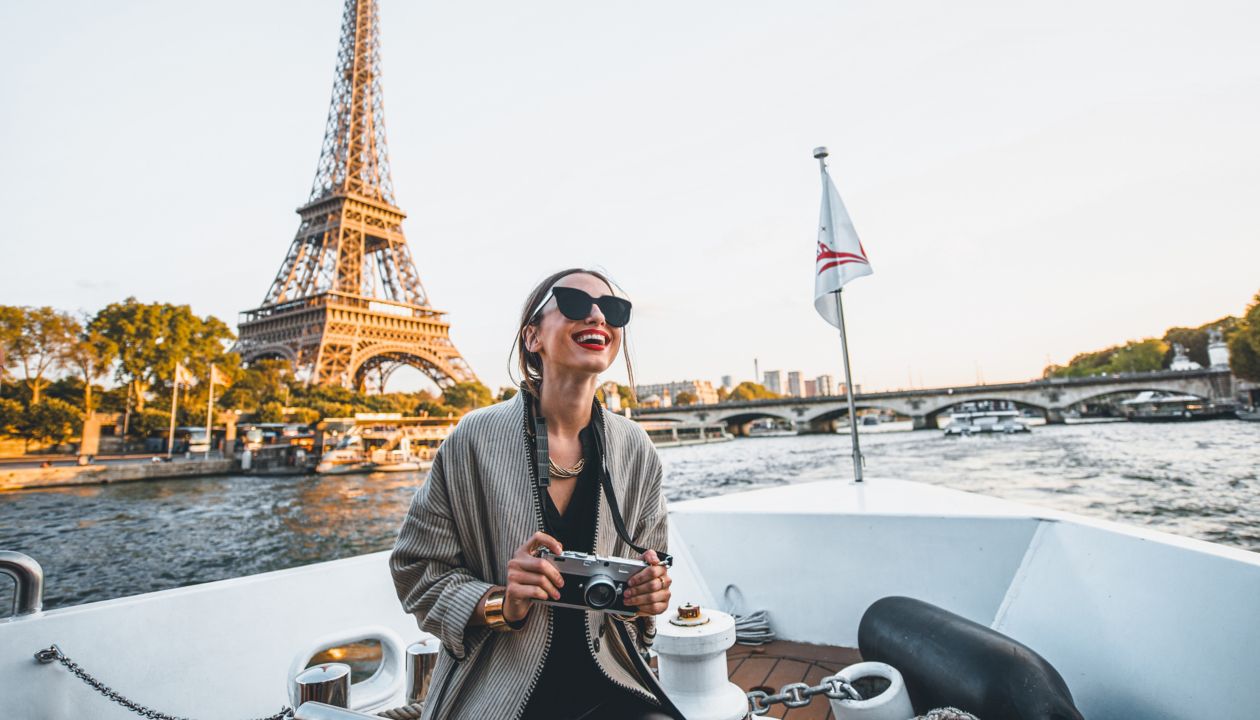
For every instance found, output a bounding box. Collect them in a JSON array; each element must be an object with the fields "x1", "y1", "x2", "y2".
[{"x1": 817, "y1": 258, "x2": 869, "y2": 274}]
